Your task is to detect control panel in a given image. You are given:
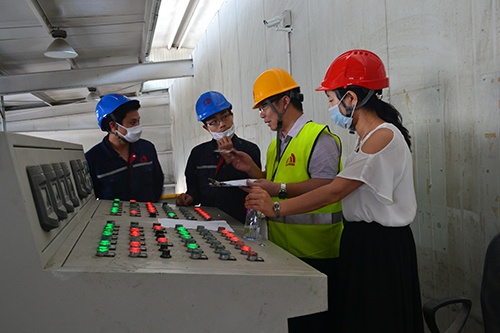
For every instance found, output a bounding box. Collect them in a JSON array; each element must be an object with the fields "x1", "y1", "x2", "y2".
[
  {"x1": 92, "y1": 201, "x2": 262, "y2": 262},
  {"x1": 55, "y1": 198, "x2": 317, "y2": 277},
  {"x1": 0, "y1": 132, "x2": 327, "y2": 333}
]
